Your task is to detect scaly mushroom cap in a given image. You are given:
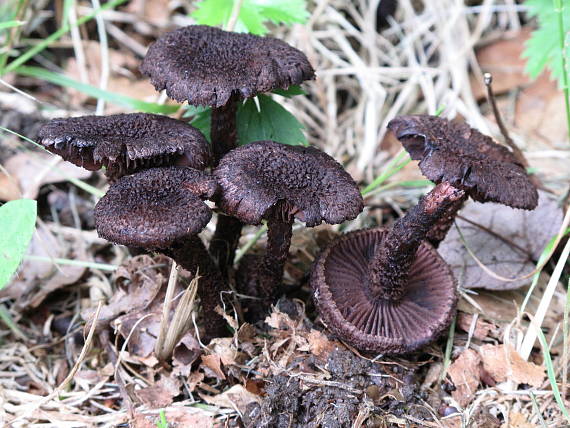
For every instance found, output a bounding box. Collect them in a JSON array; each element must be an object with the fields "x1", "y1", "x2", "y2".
[
  {"x1": 312, "y1": 228, "x2": 457, "y2": 354},
  {"x1": 95, "y1": 167, "x2": 217, "y2": 249},
  {"x1": 214, "y1": 141, "x2": 364, "y2": 227},
  {"x1": 38, "y1": 113, "x2": 211, "y2": 179},
  {"x1": 140, "y1": 25, "x2": 315, "y2": 107},
  {"x1": 387, "y1": 115, "x2": 538, "y2": 209}
]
